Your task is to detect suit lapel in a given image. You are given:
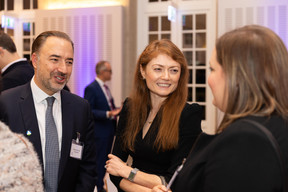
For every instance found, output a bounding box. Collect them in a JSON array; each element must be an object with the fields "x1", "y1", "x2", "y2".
[
  {"x1": 58, "y1": 90, "x2": 74, "y2": 181},
  {"x1": 19, "y1": 84, "x2": 44, "y2": 167}
]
